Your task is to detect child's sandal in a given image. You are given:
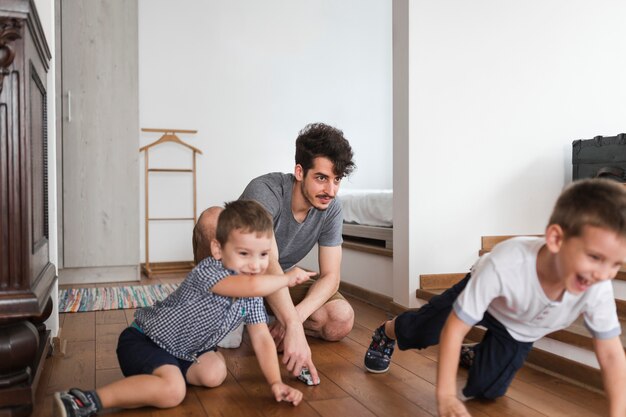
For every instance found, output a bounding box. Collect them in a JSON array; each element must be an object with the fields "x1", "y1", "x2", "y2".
[{"x1": 459, "y1": 343, "x2": 477, "y2": 369}]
